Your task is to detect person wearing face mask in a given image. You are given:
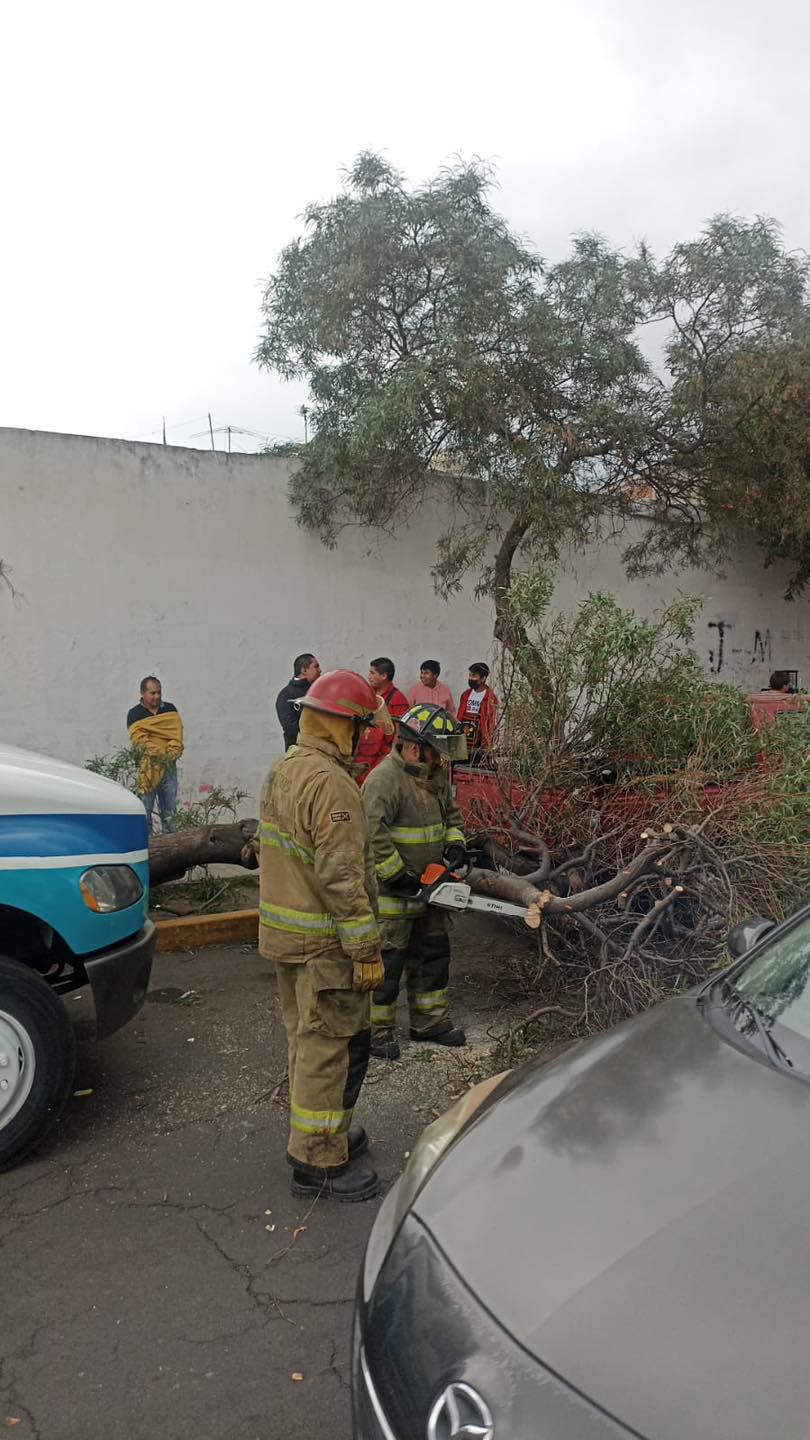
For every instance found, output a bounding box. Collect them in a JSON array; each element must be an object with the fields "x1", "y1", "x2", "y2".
[
  {"x1": 457, "y1": 662, "x2": 499, "y2": 766},
  {"x1": 258, "y1": 669, "x2": 392, "y2": 1201},
  {"x1": 363, "y1": 705, "x2": 470, "y2": 1061}
]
